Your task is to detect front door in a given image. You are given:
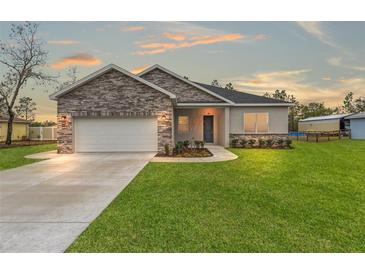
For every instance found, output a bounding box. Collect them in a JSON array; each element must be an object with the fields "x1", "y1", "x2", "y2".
[{"x1": 203, "y1": 115, "x2": 214, "y2": 143}]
